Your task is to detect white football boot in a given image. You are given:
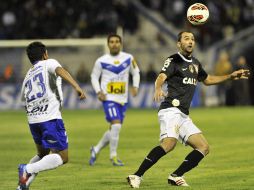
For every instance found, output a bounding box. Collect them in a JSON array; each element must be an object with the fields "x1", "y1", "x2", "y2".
[
  {"x1": 168, "y1": 174, "x2": 189, "y2": 187},
  {"x1": 127, "y1": 174, "x2": 142, "y2": 188}
]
